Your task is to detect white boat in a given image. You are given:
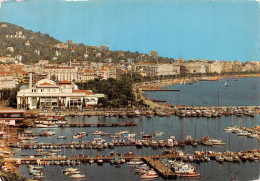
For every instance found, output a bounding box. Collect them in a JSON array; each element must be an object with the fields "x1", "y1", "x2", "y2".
[
  {"x1": 140, "y1": 170, "x2": 158, "y2": 179},
  {"x1": 57, "y1": 136, "x2": 66, "y2": 139},
  {"x1": 223, "y1": 156, "x2": 233, "y2": 162},
  {"x1": 216, "y1": 156, "x2": 224, "y2": 162},
  {"x1": 154, "y1": 131, "x2": 164, "y2": 136},
  {"x1": 93, "y1": 130, "x2": 104, "y2": 135},
  {"x1": 127, "y1": 160, "x2": 143, "y2": 165},
  {"x1": 36, "y1": 124, "x2": 58, "y2": 128},
  {"x1": 50, "y1": 149, "x2": 61, "y2": 153},
  {"x1": 70, "y1": 174, "x2": 85, "y2": 179}
]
